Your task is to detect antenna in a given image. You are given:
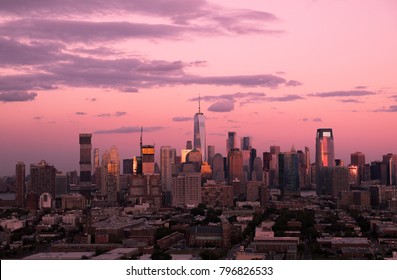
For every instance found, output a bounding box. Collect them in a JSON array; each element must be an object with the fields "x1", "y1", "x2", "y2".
[{"x1": 198, "y1": 93, "x2": 201, "y2": 114}]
